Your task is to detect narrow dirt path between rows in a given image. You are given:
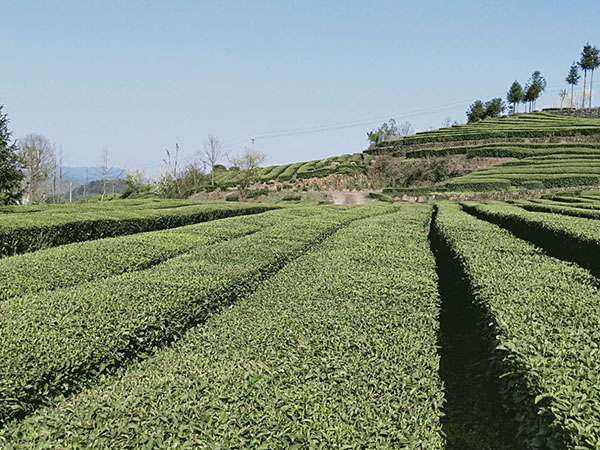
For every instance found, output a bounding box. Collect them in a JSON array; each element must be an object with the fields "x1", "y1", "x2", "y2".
[{"x1": 429, "y1": 209, "x2": 523, "y2": 449}]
